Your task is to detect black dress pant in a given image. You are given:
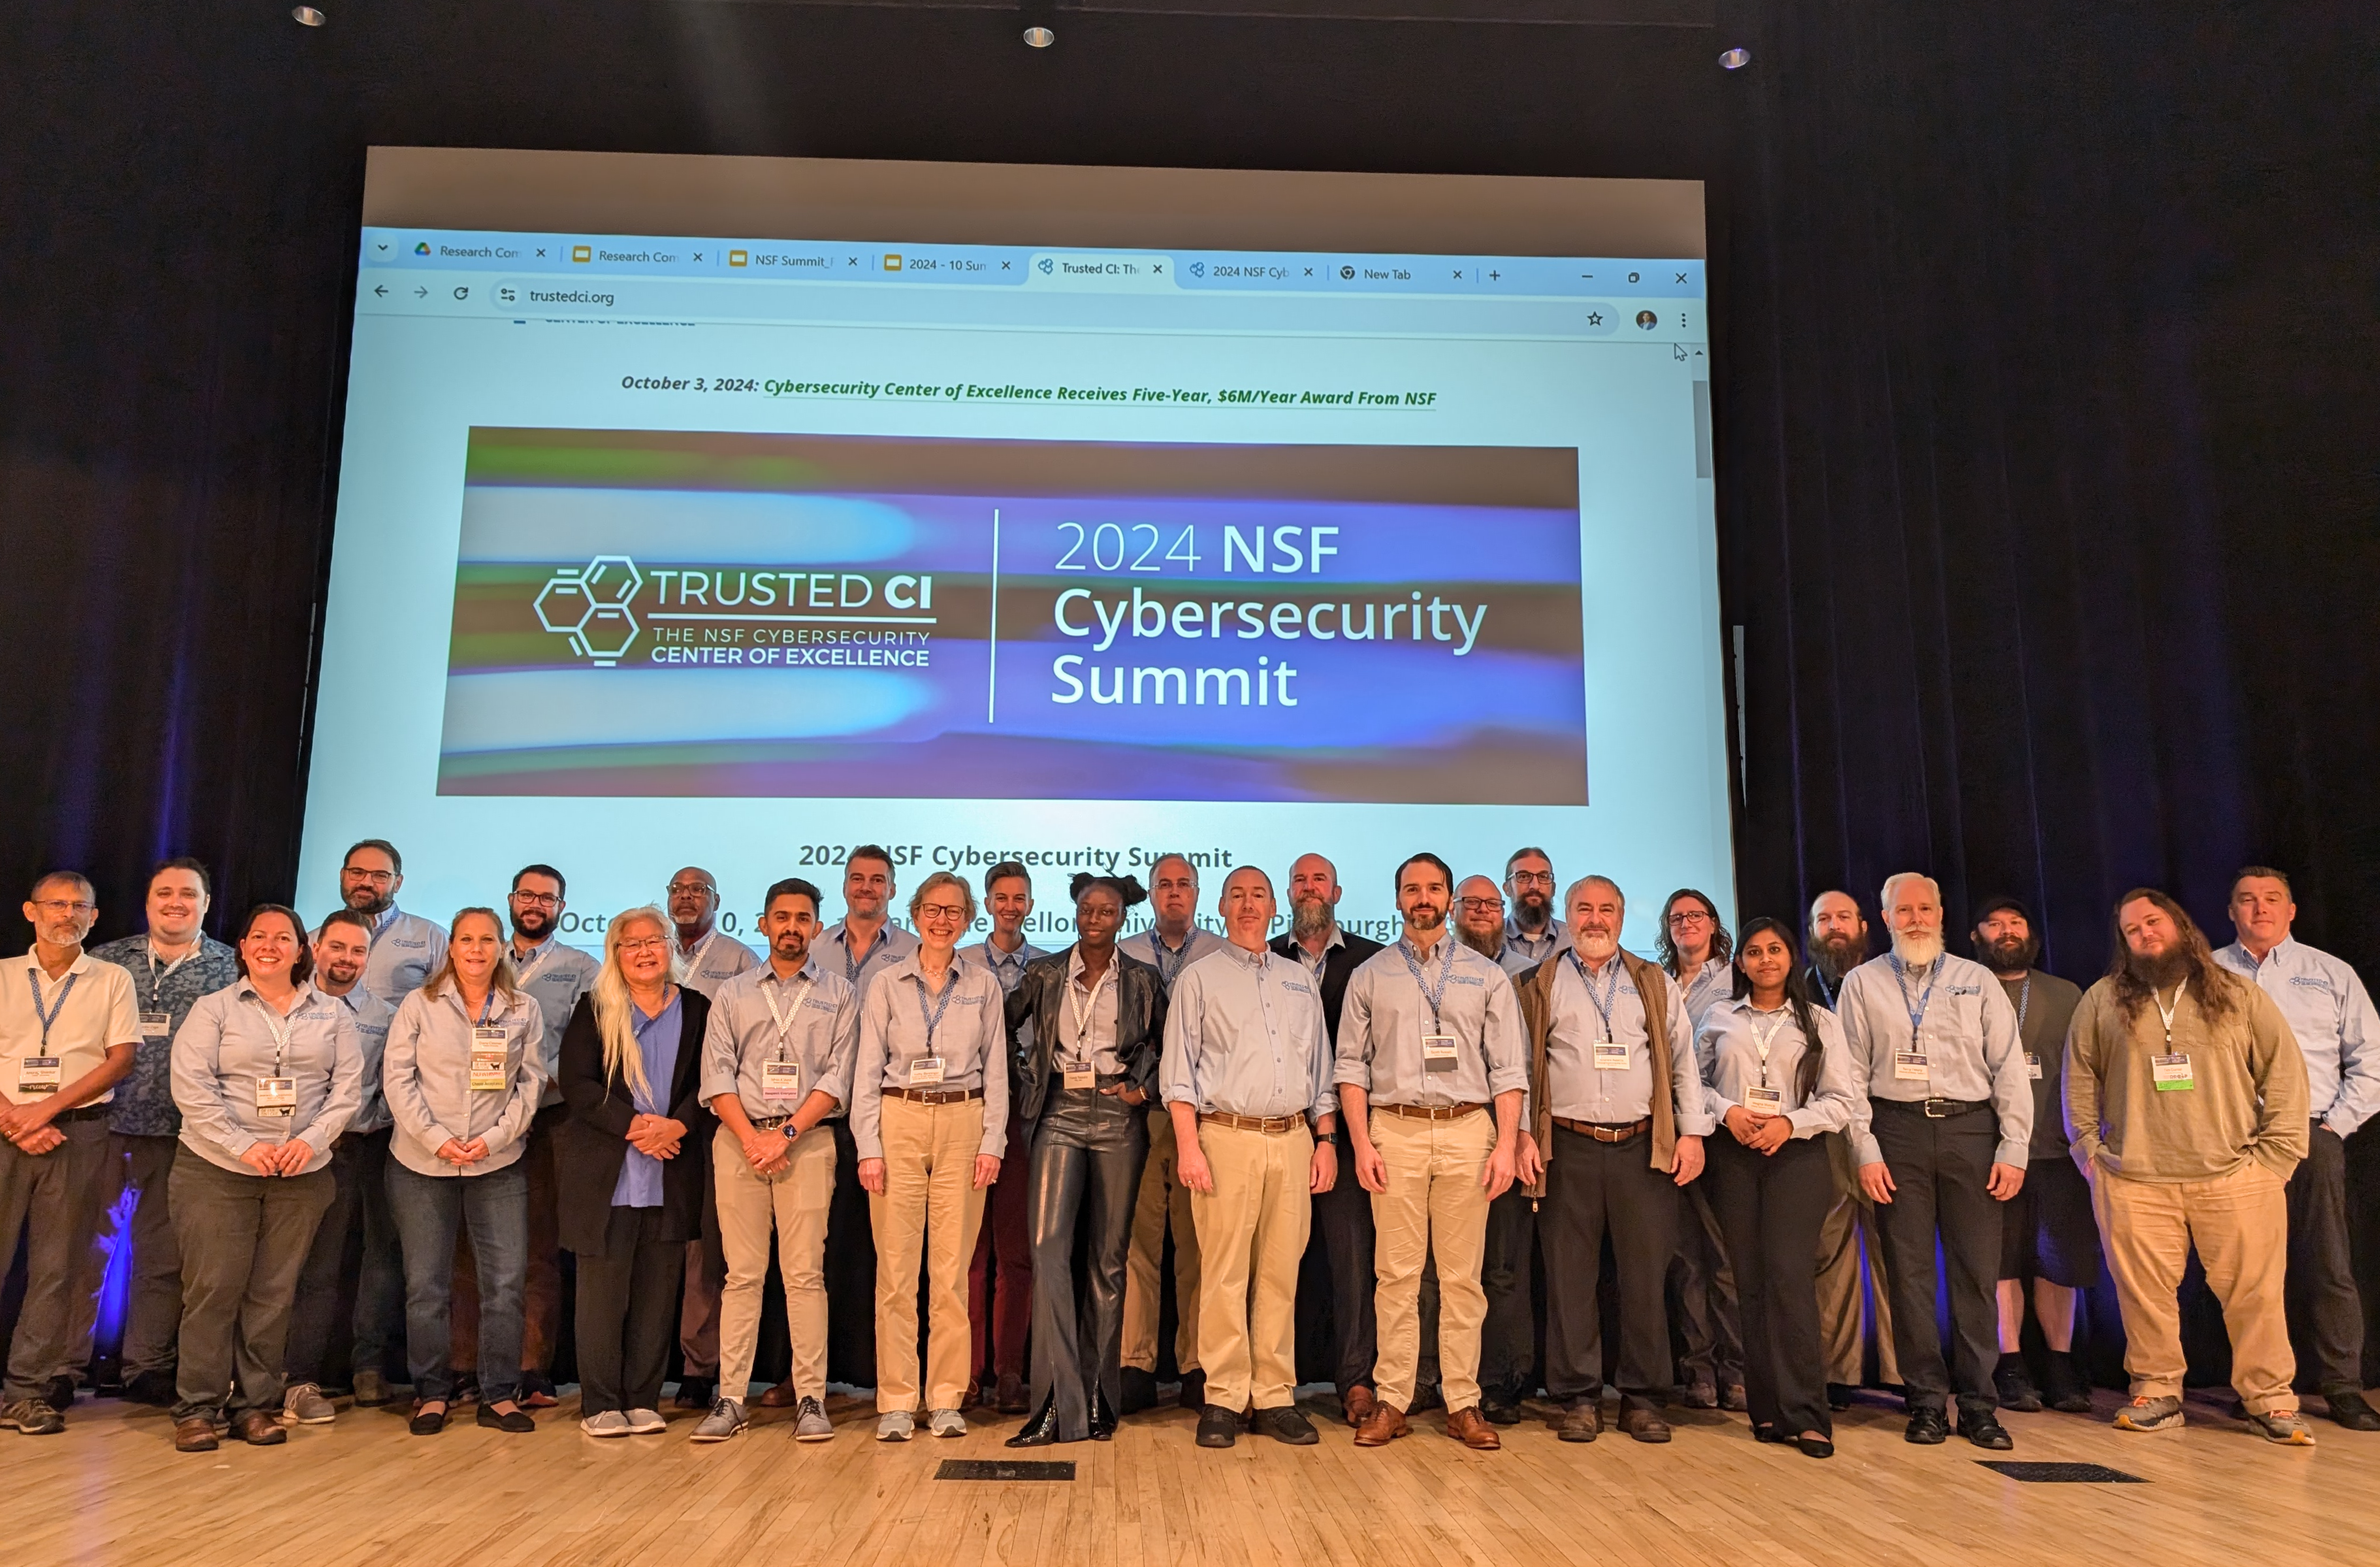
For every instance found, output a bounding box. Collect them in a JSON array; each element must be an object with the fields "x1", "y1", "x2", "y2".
[
  {"x1": 1867, "y1": 1100, "x2": 2003, "y2": 1413},
  {"x1": 1314, "y1": 1123, "x2": 1380, "y2": 1396},
  {"x1": 1025, "y1": 1082, "x2": 1148, "y2": 1440},
  {"x1": 1542, "y1": 1125, "x2": 1678, "y2": 1409},
  {"x1": 1707, "y1": 1133, "x2": 1833, "y2": 1438},
  {"x1": 574, "y1": 1204, "x2": 686, "y2": 1415},
  {"x1": 1477, "y1": 1182, "x2": 1538, "y2": 1401},
  {"x1": 2286, "y1": 1120, "x2": 2365, "y2": 1395}
]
